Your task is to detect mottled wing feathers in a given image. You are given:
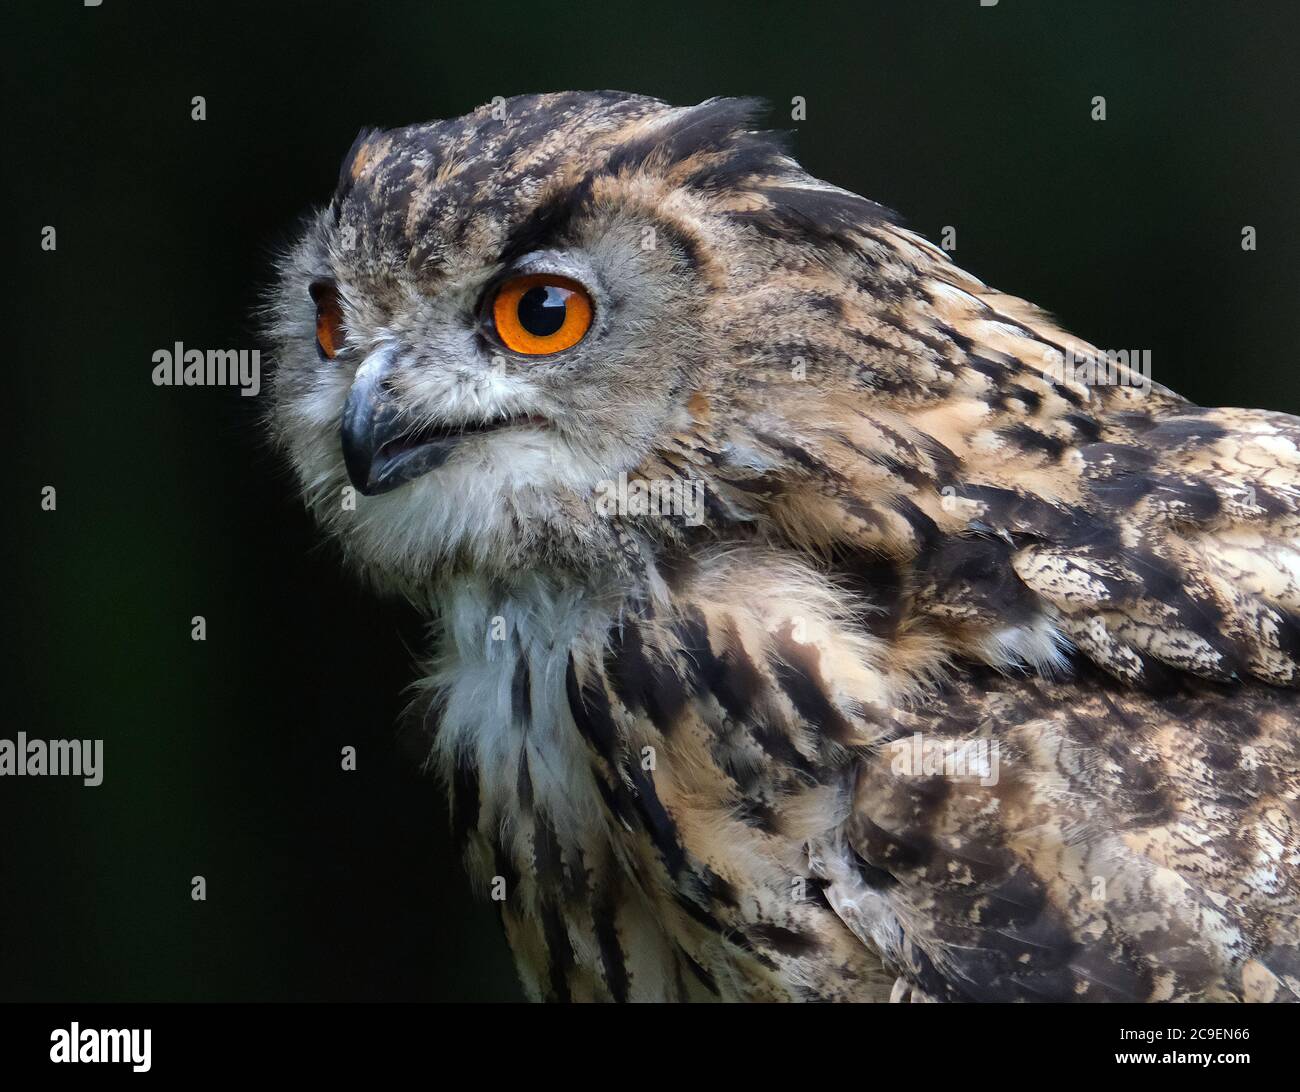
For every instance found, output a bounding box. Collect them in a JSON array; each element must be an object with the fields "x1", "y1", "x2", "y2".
[
  {"x1": 1023, "y1": 407, "x2": 1300, "y2": 686},
  {"x1": 837, "y1": 671, "x2": 1300, "y2": 1002}
]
